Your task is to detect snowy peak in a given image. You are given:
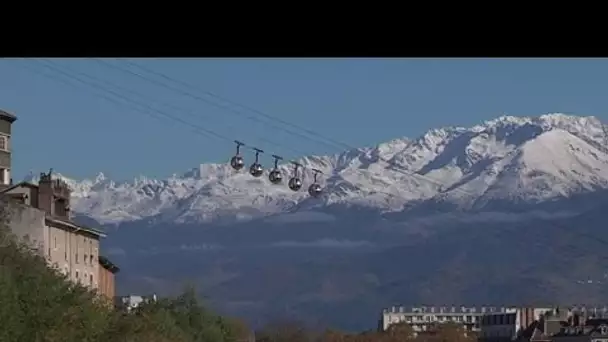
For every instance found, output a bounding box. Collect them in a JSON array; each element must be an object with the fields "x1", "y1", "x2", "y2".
[{"x1": 30, "y1": 113, "x2": 608, "y2": 225}]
